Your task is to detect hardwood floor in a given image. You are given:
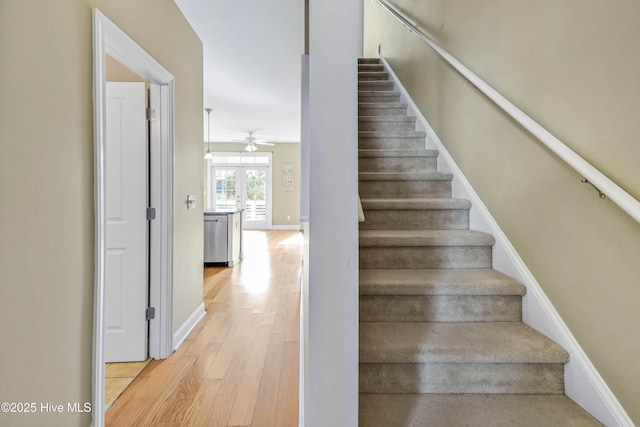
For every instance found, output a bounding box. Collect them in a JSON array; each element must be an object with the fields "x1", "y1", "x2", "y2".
[
  {"x1": 105, "y1": 359, "x2": 151, "y2": 409},
  {"x1": 105, "y1": 230, "x2": 302, "y2": 426}
]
